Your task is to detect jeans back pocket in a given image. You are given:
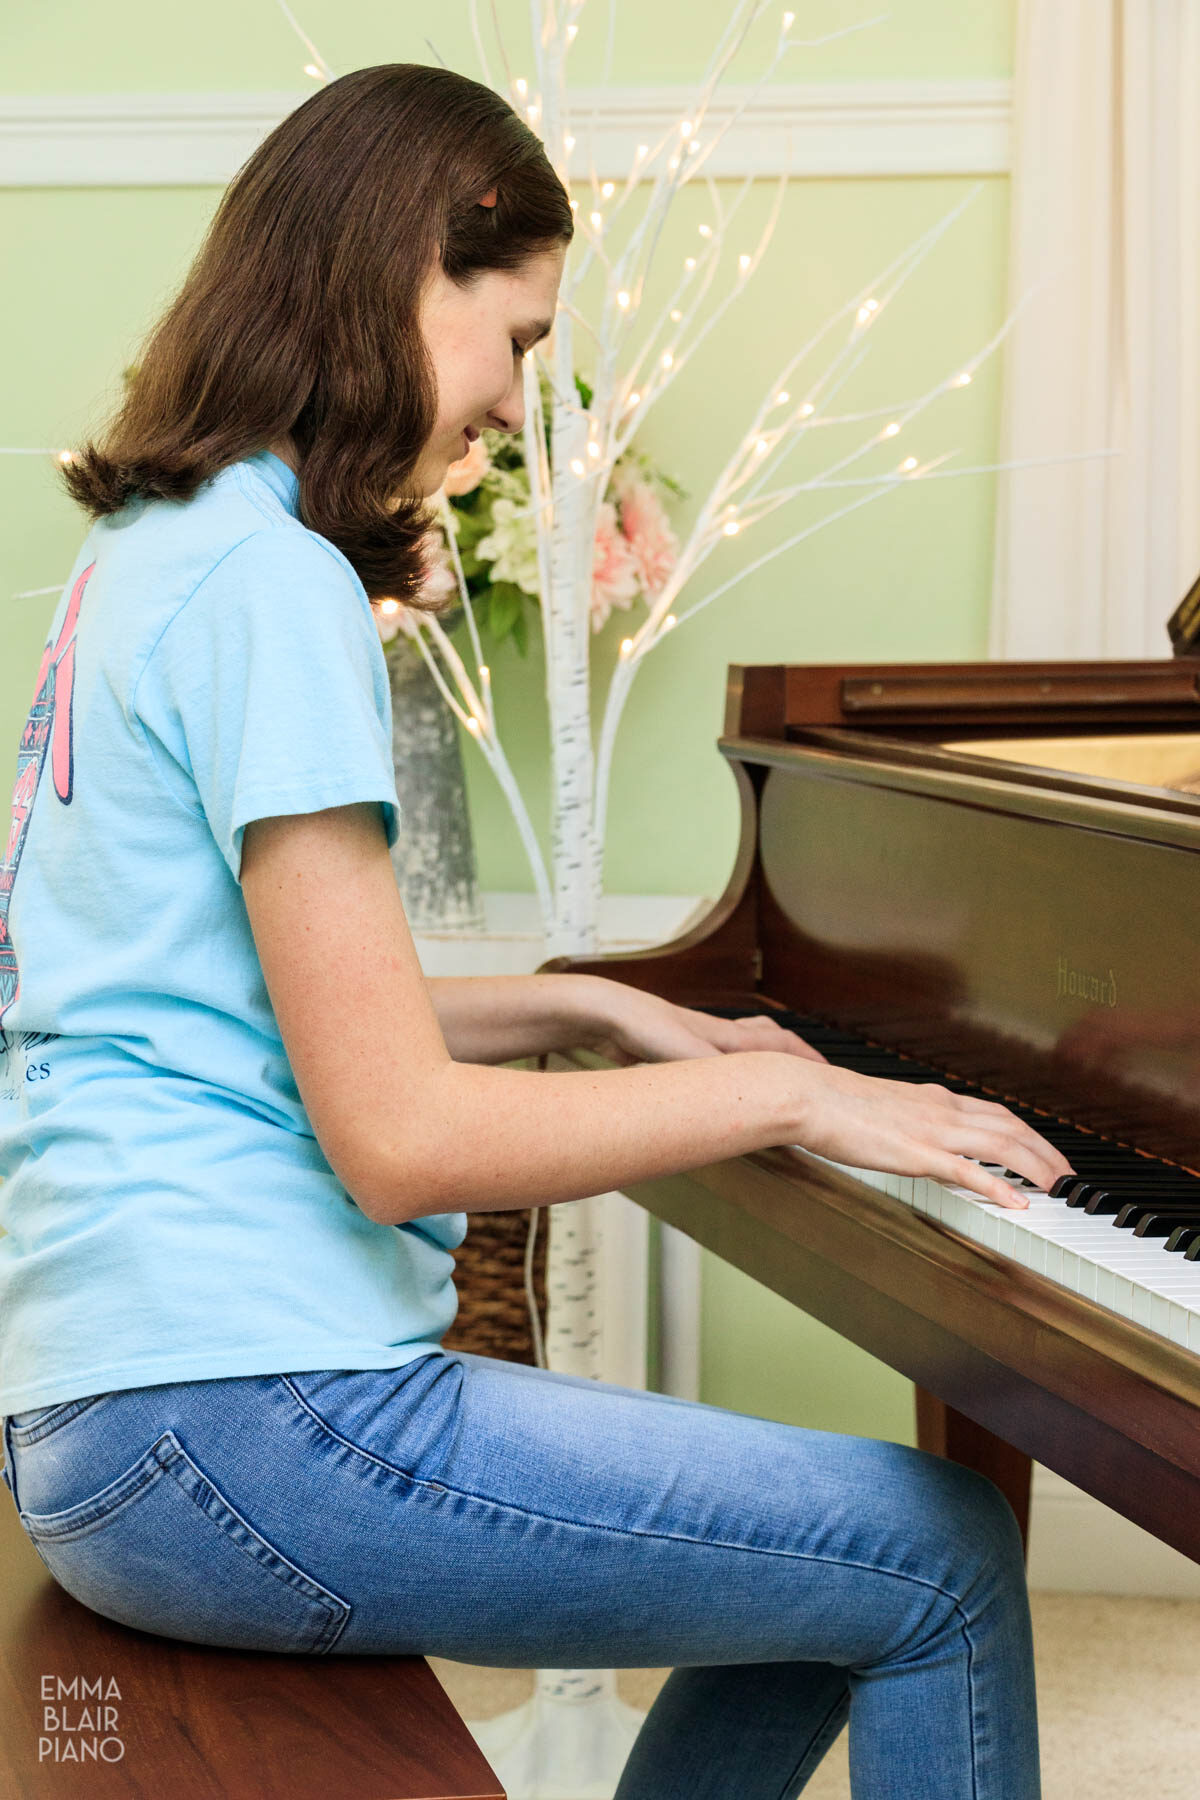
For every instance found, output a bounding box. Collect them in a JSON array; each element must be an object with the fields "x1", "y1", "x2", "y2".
[{"x1": 18, "y1": 1430, "x2": 351, "y2": 1655}]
